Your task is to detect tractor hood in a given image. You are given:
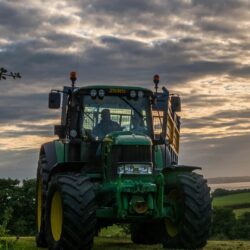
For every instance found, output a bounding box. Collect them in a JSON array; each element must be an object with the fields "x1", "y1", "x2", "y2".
[{"x1": 104, "y1": 131, "x2": 152, "y2": 146}]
